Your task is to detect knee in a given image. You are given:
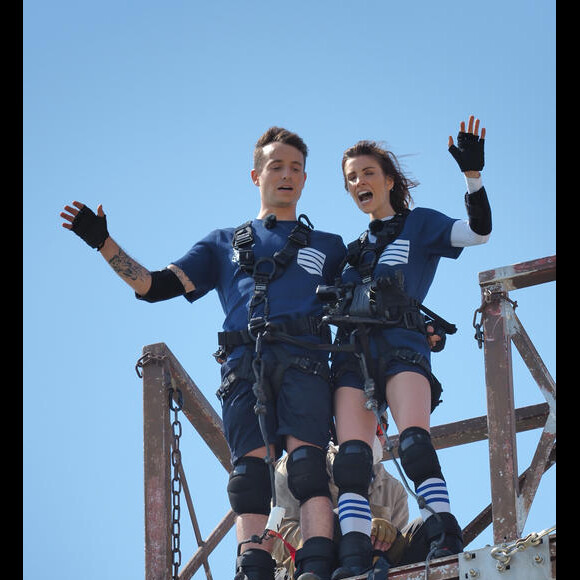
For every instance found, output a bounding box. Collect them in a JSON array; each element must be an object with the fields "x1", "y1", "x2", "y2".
[
  {"x1": 227, "y1": 456, "x2": 271, "y2": 515},
  {"x1": 286, "y1": 445, "x2": 331, "y2": 505},
  {"x1": 332, "y1": 440, "x2": 373, "y2": 498},
  {"x1": 398, "y1": 427, "x2": 443, "y2": 486}
]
